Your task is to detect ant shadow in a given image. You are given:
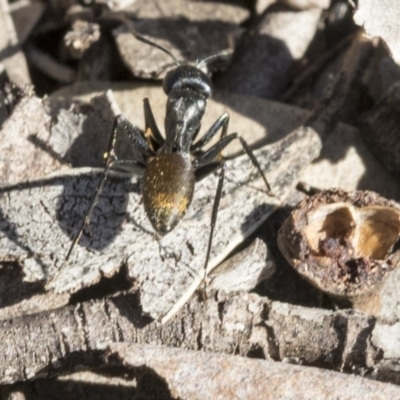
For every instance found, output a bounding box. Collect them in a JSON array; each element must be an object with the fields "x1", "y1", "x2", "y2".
[
  {"x1": 55, "y1": 173, "x2": 136, "y2": 253},
  {"x1": 43, "y1": 92, "x2": 147, "y2": 254},
  {"x1": 0, "y1": 174, "x2": 137, "y2": 305}
]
